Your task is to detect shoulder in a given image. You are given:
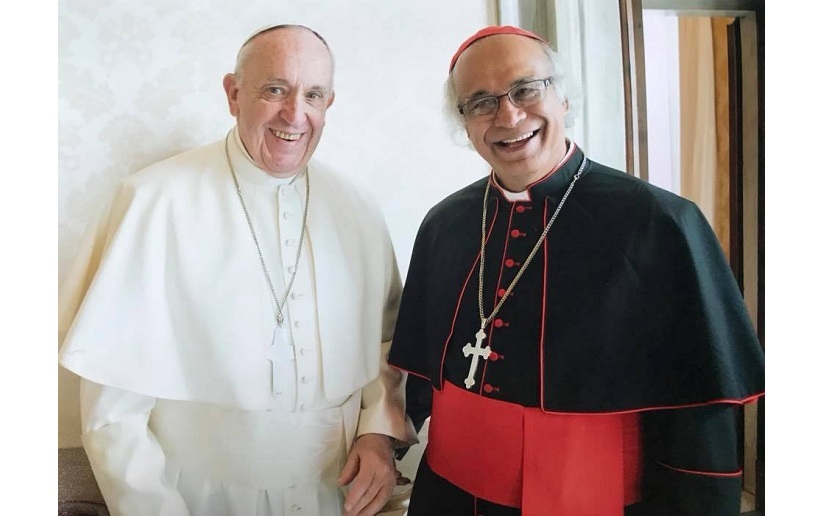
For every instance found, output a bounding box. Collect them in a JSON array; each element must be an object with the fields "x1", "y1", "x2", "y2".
[
  {"x1": 397, "y1": 176, "x2": 487, "y2": 253},
  {"x1": 308, "y1": 160, "x2": 367, "y2": 196},
  {"x1": 577, "y1": 160, "x2": 718, "y2": 264},
  {"x1": 582, "y1": 160, "x2": 704, "y2": 226},
  {"x1": 421, "y1": 177, "x2": 487, "y2": 228},
  {"x1": 93, "y1": 139, "x2": 226, "y2": 230},
  {"x1": 120, "y1": 139, "x2": 224, "y2": 194},
  {"x1": 308, "y1": 159, "x2": 385, "y2": 218}
]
